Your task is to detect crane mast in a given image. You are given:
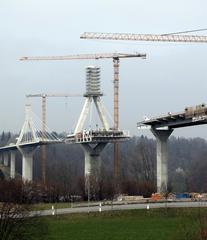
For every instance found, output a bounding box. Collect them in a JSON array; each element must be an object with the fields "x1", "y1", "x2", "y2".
[
  {"x1": 26, "y1": 93, "x2": 82, "y2": 183},
  {"x1": 80, "y1": 32, "x2": 207, "y2": 43},
  {"x1": 113, "y1": 58, "x2": 120, "y2": 178}
]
